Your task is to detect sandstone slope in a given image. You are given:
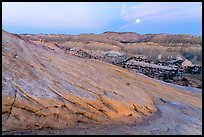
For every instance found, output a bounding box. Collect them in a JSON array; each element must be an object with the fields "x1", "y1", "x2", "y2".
[{"x1": 2, "y1": 30, "x2": 202, "y2": 134}]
